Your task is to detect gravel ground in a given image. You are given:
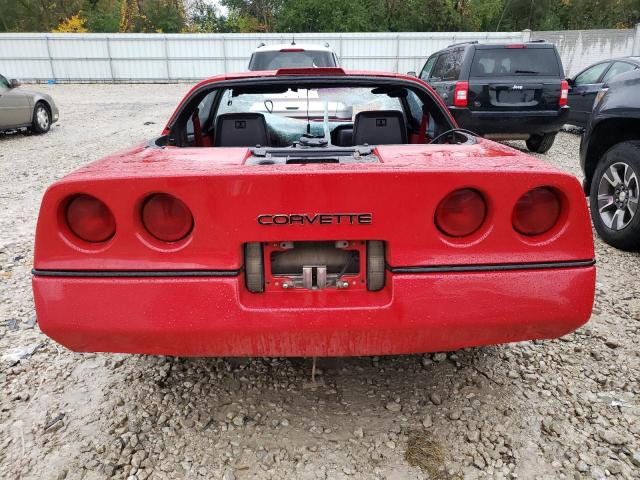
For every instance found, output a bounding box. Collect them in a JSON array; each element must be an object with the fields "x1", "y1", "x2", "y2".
[{"x1": 0, "y1": 84, "x2": 639, "y2": 480}]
